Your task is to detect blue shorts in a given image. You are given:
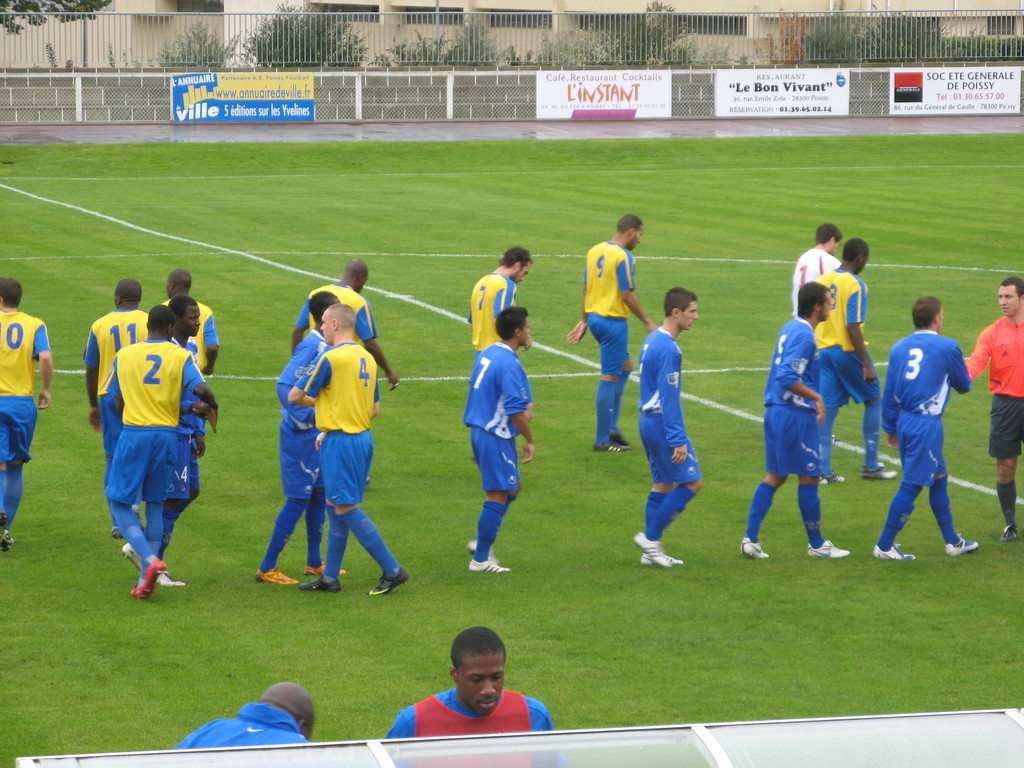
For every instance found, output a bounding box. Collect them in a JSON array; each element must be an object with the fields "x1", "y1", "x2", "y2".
[
  {"x1": 470, "y1": 427, "x2": 520, "y2": 492},
  {"x1": 166, "y1": 433, "x2": 201, "y2": 500},
  {"x1": 99, "y1": 393, "x2": 123, "y2": 457},
  {"x1": 764, "y1": 406, "x2": 822, "y2": 478},
  {"x1": 639, "y1": 413, "x2": 701, "y2": 485},
  {"x1": 320, "y1": 430, "x2": 373, "y2": 506},
  {"x1": 106, "y1": 426, "x2": 176, "y2": 505},
  {"x1": 0, "y1": 396, "x2": 37, "y2": 463},
  {"x1": 819, "y1": 346, "x2": 881, "y2": 408},
  {"x1": 279, "y1": 421, "x2": 323, "y2": 499},
  {"x1": 896, "y1": 412, "x2": 946, "y2": 486},
  {"x1": 588, "y1": 313, "x2": 630, "y2": 376}
]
